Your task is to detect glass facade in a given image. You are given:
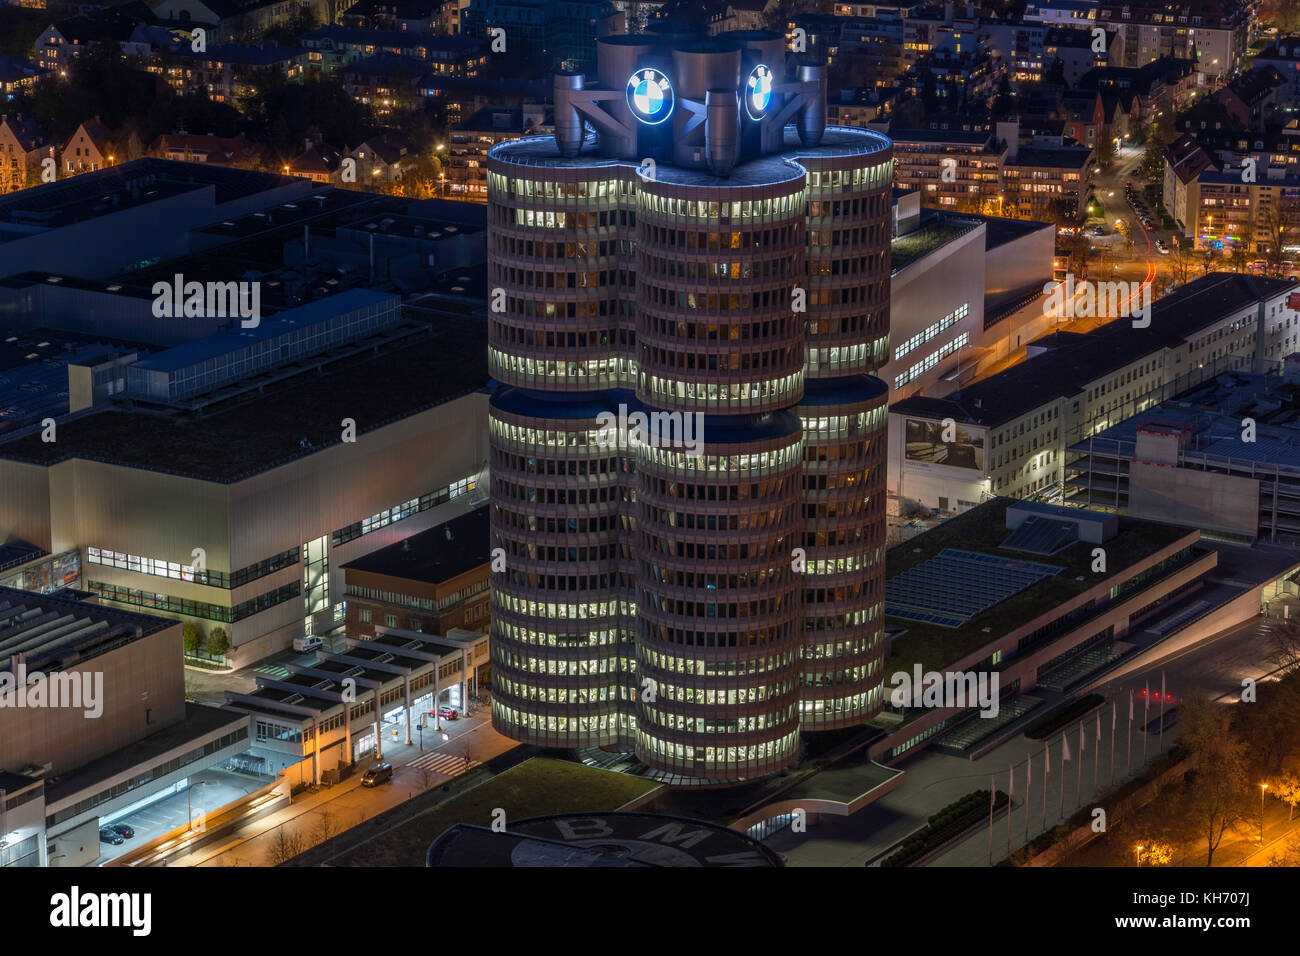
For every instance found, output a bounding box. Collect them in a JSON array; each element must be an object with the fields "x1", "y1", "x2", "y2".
[{"x1": 484, "y1": 45, "x2": 893, "y2": 780}]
